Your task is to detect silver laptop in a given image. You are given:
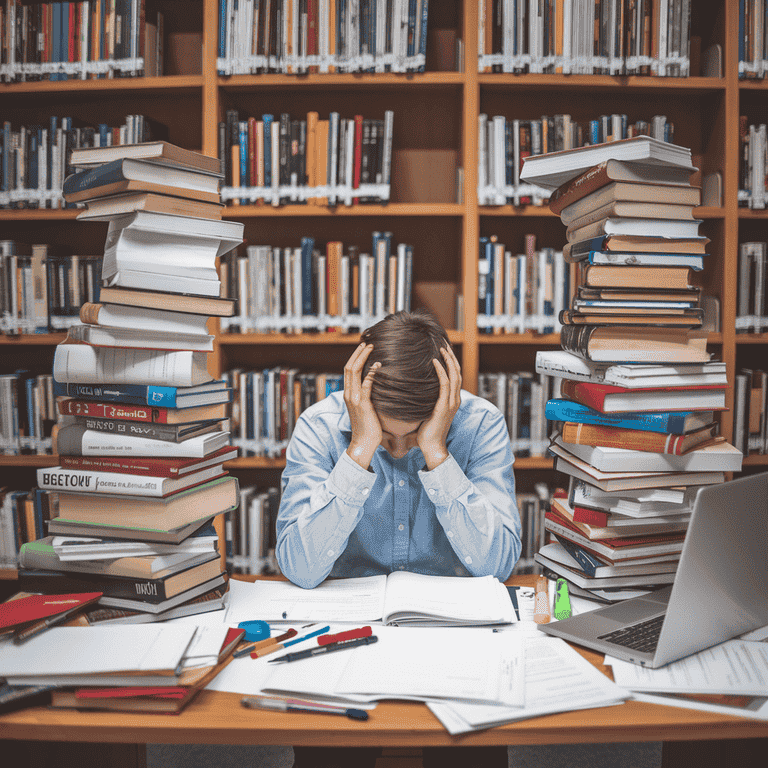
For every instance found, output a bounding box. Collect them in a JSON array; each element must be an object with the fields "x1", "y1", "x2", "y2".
[{"x1": 538, "y1": 471, "x2": 768, "y2": 668}]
